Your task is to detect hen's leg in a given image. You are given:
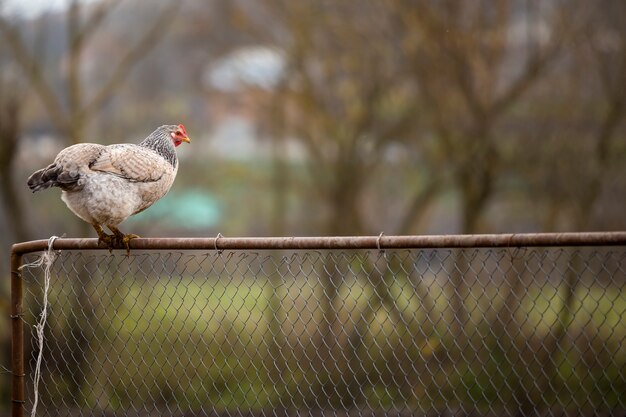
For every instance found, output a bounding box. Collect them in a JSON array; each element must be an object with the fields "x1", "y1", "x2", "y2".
[
  {"x1": 93, "y1": 224, "x2": 115, "y2": 251},
  {"x1": 108, "y1": 226, "x2": 140, "y2": 255}
]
